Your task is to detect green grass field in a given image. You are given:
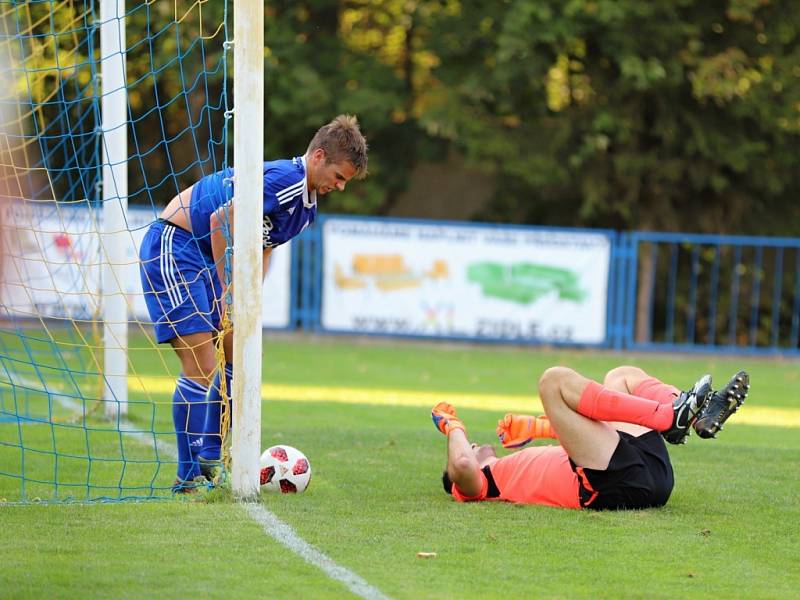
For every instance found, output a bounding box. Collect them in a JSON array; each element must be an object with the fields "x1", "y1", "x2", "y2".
[{"x1": 1, "y1": 333, "x2": 799, "y2": 598}]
